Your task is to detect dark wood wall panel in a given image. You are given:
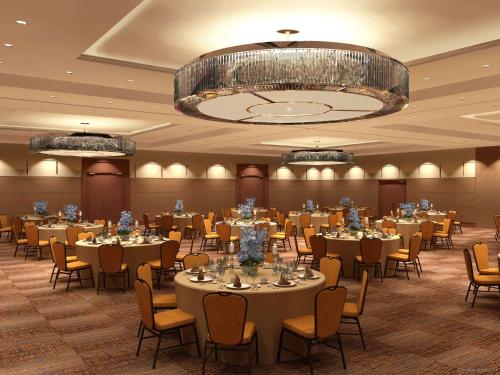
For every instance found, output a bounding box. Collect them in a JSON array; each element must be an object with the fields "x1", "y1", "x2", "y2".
[
  {"x1": 475, "y1": 146, "x2": 500, "y2": 228},
  {"x1": 0, "y1": 176, "x2": 81, "y2": 217}
]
